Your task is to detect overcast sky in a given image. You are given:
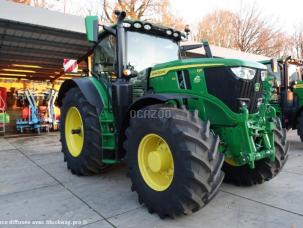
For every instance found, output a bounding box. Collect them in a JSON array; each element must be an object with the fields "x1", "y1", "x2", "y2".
[{"x1": 46, "y1": 0, "x2": 303, "y2": 34}]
